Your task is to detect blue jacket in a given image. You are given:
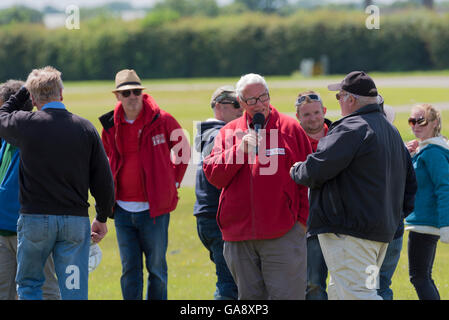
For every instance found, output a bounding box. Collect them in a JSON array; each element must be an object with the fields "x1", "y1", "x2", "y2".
[
  {"x1": 0, "y1": 140, "x2": 20, "y2": 232},
  {"x1": 406, "y1": 137, "x2": 449, "y2": 228},
  {"x1": 193, "y1": 119, "x2": 225, "y2": 217}
]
